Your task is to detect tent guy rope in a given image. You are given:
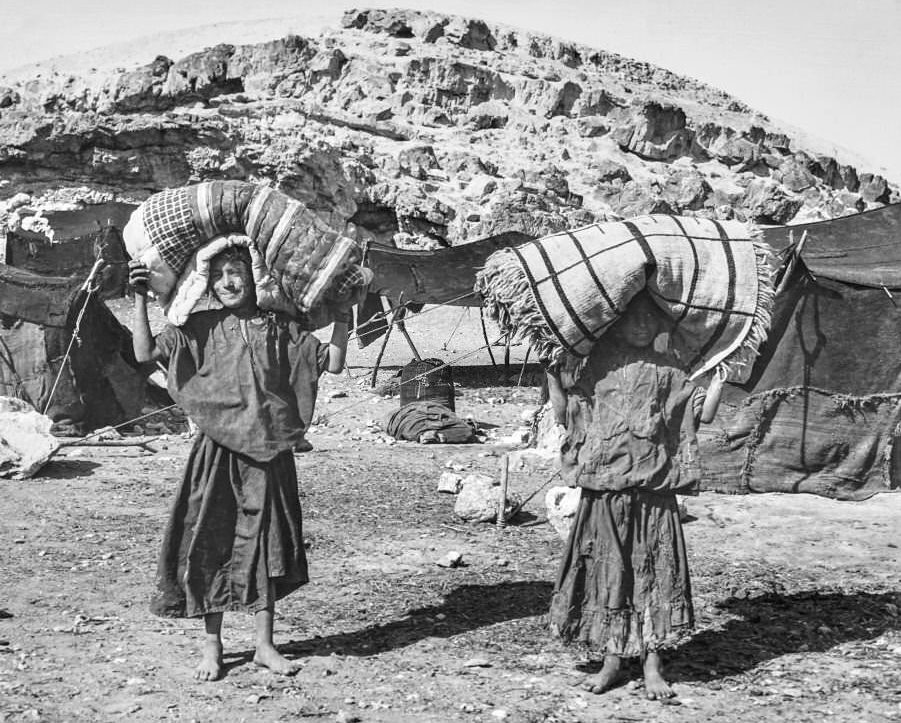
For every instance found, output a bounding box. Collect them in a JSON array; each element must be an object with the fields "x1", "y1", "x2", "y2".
[{"x1": 41, "y1": 258, "x2": 104, "y2": 415}]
